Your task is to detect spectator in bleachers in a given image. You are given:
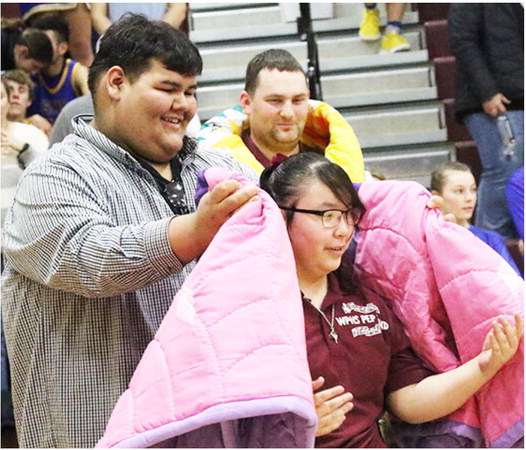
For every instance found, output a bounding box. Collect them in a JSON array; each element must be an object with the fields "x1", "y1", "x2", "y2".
[
  {"x1": 0, "y1": 21, "x2": 53, "y2": 74},
  {"x1": 91, "y1": 3, "x2": 189, "y2": 36},
  {"x1": 1, "y1": 78, "x2": 48, "y2": 183},
  {"x1": 1, "y1": 79, "x2": 48, "y2": 200},
  {"x1": 359, "y1": 3, "x2": 410, "y2": 53},
  {"x1": 506, "y1": 167, "x2": 524, "y2": 242},
  {"x1": 28, "y1": 14, "x2": 89, "y2": 125},
  {"x1": 431, "y1": 161, "x2": 520, "y2": 276},
  {"x1": 2, "y1": 69, "x2": 52, "y2": 135},
  {"x1": 2, "y1": 69, "x2": 34, "y2": 122},
  {"x1": 1, "y1": 15, "x2": 259, "y2": 448},
  {"x1": 449, "y1": 4, "x2": 524, "y2": 240},
  {"x1": 21, "y1": 3, "x2": 94, "y2": 66},
  {"x1": 197, "y1": 49, "x2": 365, "y2": 182},
  {"x1": 1, "y1": 78, "x2": 48, "y2": 444}
]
